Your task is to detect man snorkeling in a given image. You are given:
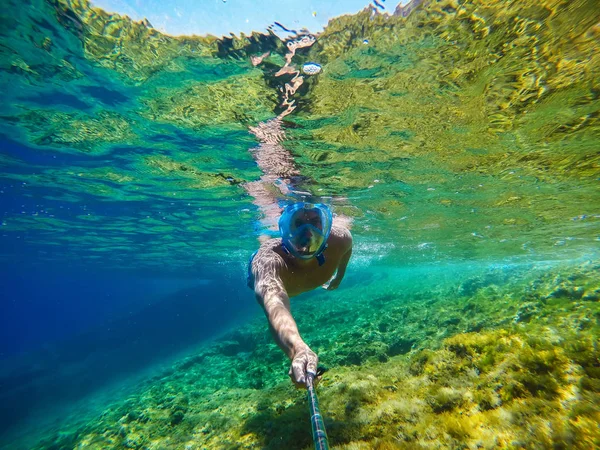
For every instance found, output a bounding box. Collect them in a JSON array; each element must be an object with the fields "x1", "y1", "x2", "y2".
[{"x1": 248, "y1": 202, "x2": 353, "y2": 386}]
